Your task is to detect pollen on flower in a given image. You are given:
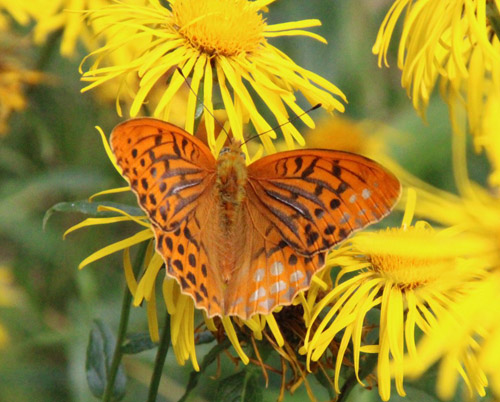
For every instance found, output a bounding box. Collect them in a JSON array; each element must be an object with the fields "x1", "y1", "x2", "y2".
[
  {"x1": 172, "y1": 0, "x2": 265, "y2": 56},
  {"x1": 367, "y1": 227, "x2": 455, "y2": 289}
]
